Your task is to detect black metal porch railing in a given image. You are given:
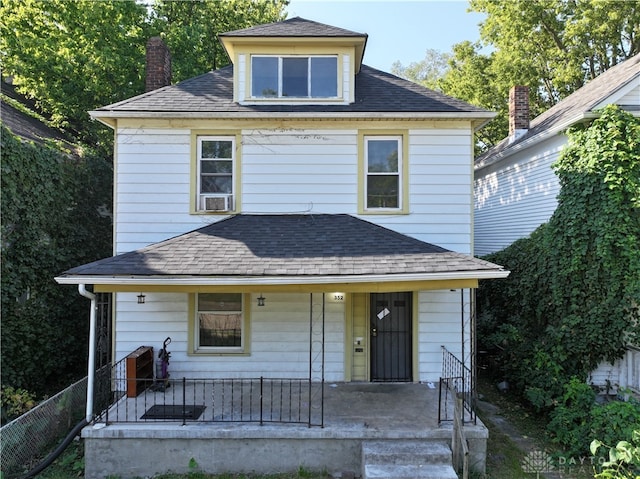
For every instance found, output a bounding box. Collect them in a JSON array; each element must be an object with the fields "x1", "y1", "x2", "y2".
[
  {"x1": 94, "y1": 357, "x2": 324, "y2": 427},
  {"x1": 438, "y1": 345, "x2": 476, "y2": 425}
]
